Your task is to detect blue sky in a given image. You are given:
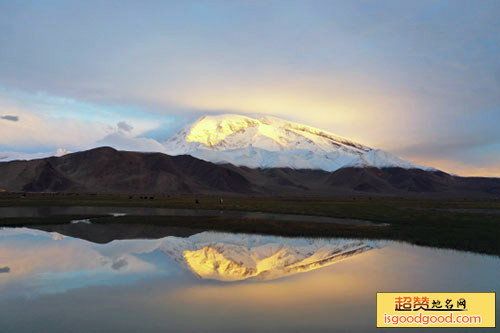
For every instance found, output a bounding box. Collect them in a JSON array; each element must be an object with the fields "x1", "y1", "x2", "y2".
[{"x1": 0, "y1": 0, "x2": 499, "y2": 176}]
